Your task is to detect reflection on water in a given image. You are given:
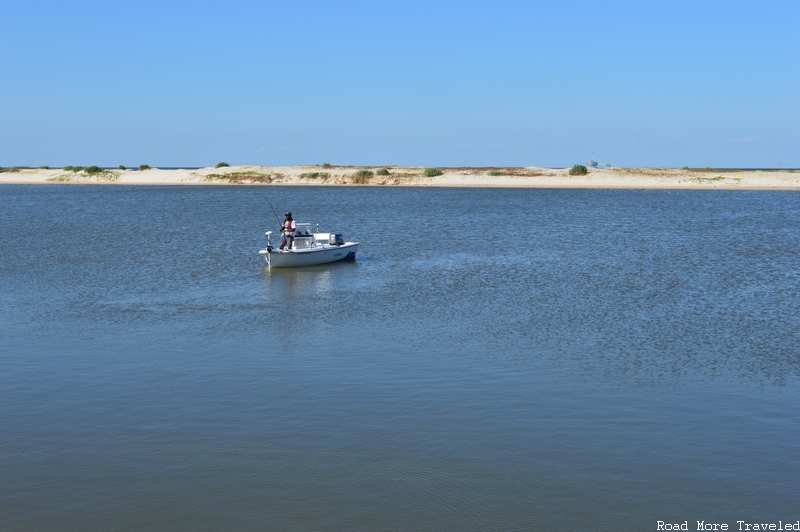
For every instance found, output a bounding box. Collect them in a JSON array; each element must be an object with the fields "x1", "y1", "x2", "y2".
[
  {"x1": 0, "y1": 185, "x2": 798, "y2": 530},
  {"x1": 261, "y1": 261, "x2": 358, "y2": 299}
]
